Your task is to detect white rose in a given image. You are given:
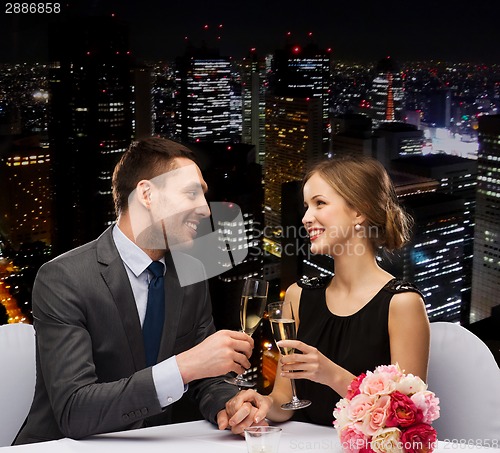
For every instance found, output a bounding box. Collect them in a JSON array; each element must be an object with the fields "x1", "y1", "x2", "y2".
[
  {"x1": 395, "y1": 374, "x2": 426, "y2": 395},
  {"x1": 371, "y1": 427, "x2": 404, "y2": 453},
  {"x1": 333, "y1": 398, "x2": 352, "y2": 428}
]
